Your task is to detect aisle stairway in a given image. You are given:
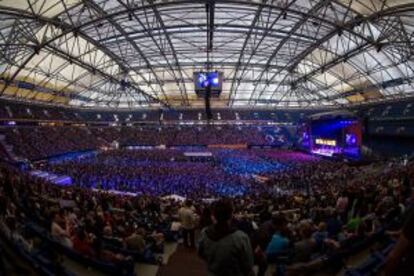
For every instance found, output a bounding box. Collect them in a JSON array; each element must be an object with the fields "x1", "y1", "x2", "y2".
[{"x1": 159, "y1": 245, "x2": 207, "y2": 276}]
